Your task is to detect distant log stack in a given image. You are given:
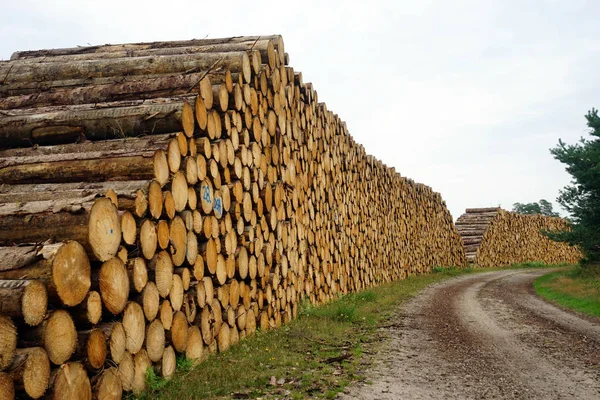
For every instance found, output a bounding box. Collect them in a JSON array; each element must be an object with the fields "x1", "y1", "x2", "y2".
[
  {"x1": 0, "y1": 35, "x2": 466, "y2": 399},
  {"x1": 456, "y1": 208, "x2": 581, "y2": 266}
]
